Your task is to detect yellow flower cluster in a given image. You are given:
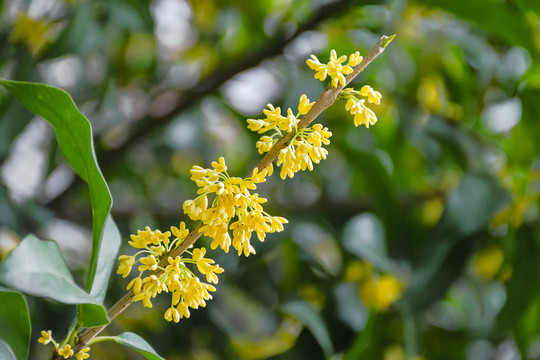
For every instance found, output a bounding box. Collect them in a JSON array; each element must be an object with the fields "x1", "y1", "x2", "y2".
[
  {"x1": 359, "y1": 274, "x2": 402, "y2": 312},
  {"x1": 11, "y1": 14, "x2": 53, "y2": 54},
  {"x1": 117, "y1": 223, "x2": 224, "y2": 322},
  {"x1": 342, "y1": 86, "x2": 382, "y2": 128},
  {"x1": 183, "y1": 157, "x2": 288, "y2": 256},
  {"x1": 306, "y1": 49, "x2": 363, "y2": 87},
  {"x1": 491, "y1": 169, "x2": 540, "y2": 229},
  {"x1": 473, "y1": 246, "x2": 505, "y2": 280},
  {"x1": 306, "y1": 49, "x2": 382, "y2": 128},
  {"x1": 346, "y1": 260, "x2": 403, "y2": 312},
  {"x1": 384, "y1": 344, "x2": 424, "y2": 360},
  {"x1": 37, "y1": 330, "x2": 91, "y2": 359},
  {"x1": 248, "y1": 95, "x2": 332, "y2": 179}
]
